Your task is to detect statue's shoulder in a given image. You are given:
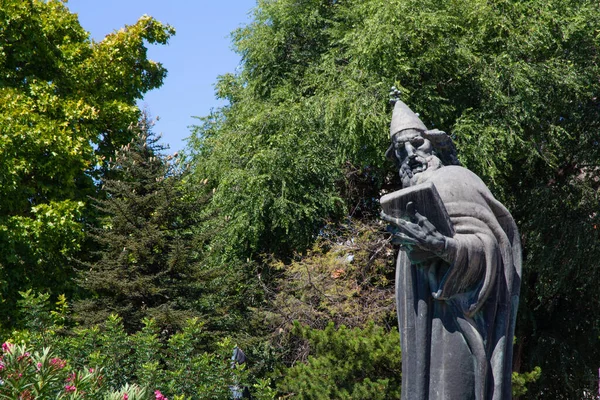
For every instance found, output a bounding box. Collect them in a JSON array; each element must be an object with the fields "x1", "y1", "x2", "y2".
[
  {"x1": 431, "y1": 165, "x2": 486, "y2": 186},
  {"x1": 428, "y1": 165, "x2": 493, "y2": 202}
]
